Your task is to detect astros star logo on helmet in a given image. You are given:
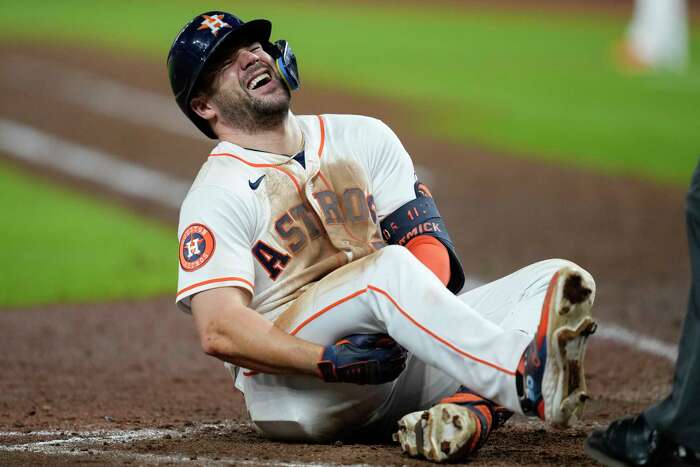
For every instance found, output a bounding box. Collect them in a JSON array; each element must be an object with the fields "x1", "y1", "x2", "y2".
[{"x1": 198, "y1": 14, "x2": 231, "y2": 37}]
